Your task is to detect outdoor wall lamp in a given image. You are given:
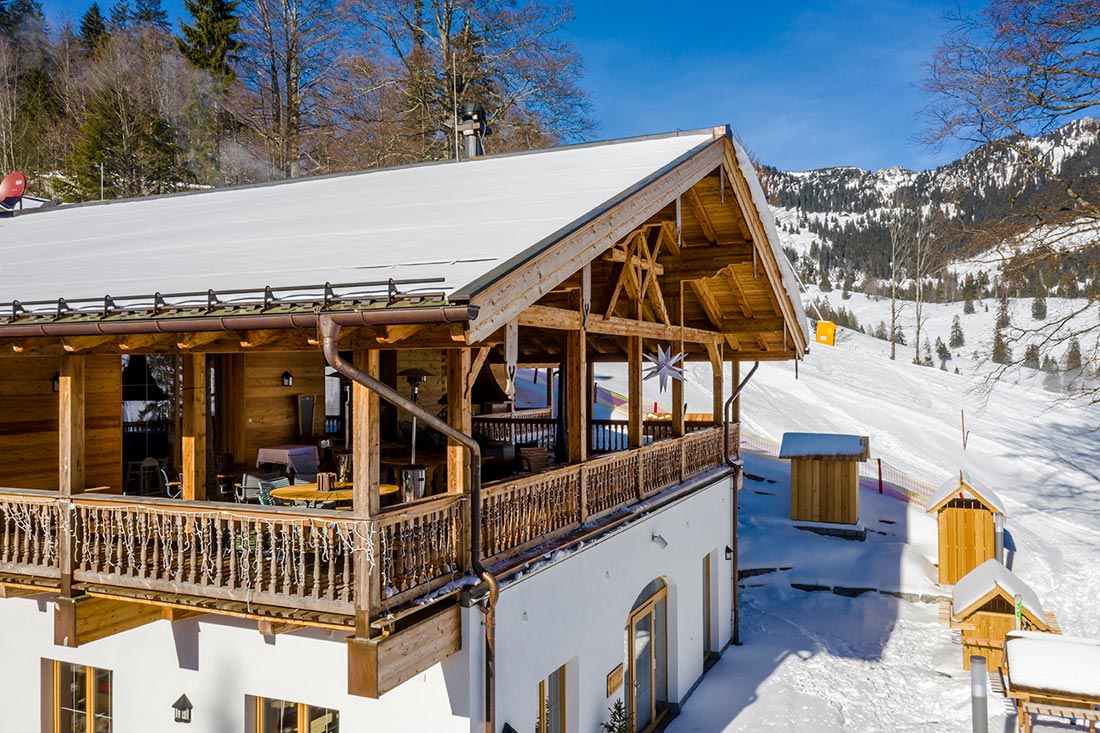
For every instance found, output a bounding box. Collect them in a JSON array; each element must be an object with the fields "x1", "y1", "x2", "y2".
[
  {"x1": 651, "y1": 533, "x2": 668, "y2": 550},
  {"x1": 51, "y1": 373, "x2": 59, "y2": 393},
  {"x1": 281, "y1": 371, "x2": 293, "y2": 387},
  {"x1": 172, "y1": 694, "x2": 192, "y2": 724},
  {"x1": 725, "y1": 545, "x2": 733, "y2": 561}
]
